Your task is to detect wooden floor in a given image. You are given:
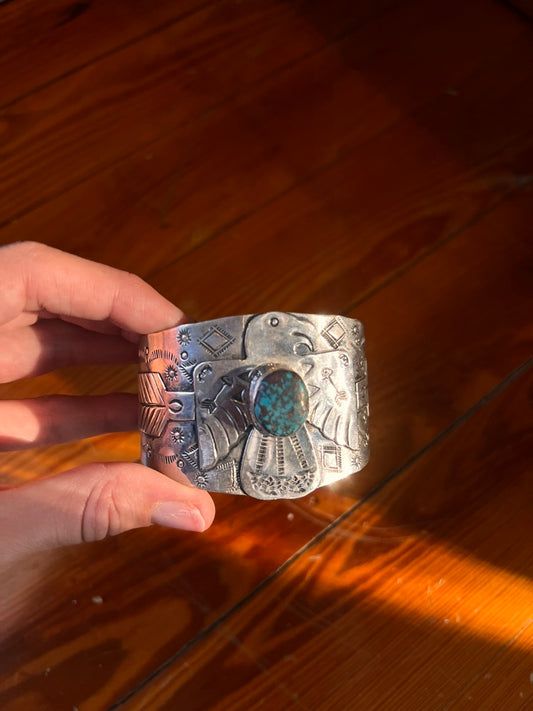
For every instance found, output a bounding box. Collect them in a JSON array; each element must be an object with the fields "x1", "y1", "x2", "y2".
[{"x1": 1, "y1": 0, "x2": 532, "y2": 709}]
